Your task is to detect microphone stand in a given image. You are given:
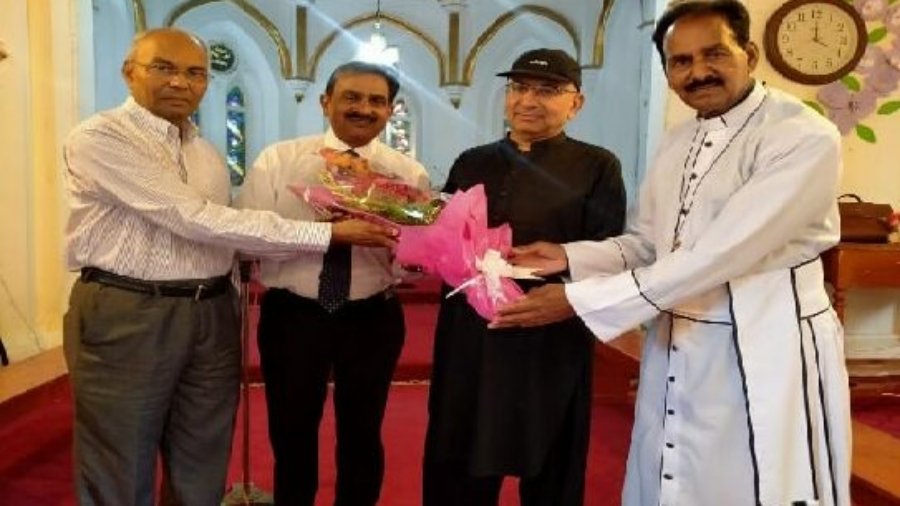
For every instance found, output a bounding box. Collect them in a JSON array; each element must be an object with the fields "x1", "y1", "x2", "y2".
[{"x1": 222, "y1": 260, "x2": 273, "y2": 505}]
